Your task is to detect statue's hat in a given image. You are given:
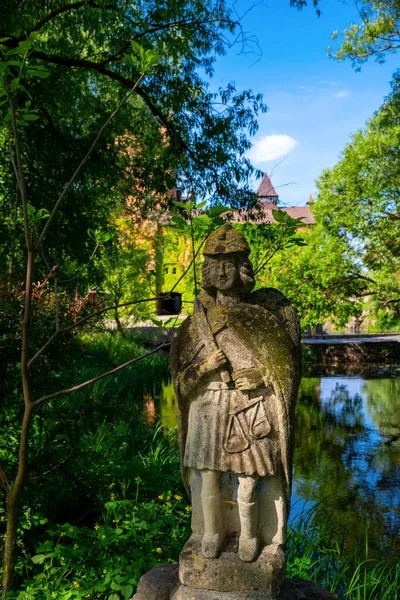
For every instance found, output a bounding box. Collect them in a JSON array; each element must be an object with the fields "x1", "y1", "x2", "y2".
[{"x1": 203, "y1": 224, "x2": 250, "y2": 256}]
